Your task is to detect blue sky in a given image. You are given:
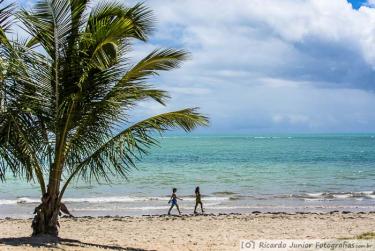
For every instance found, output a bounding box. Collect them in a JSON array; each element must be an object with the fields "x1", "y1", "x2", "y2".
[
  {"x1": 16, "y1": 0, "x2": 375, "y2": 133},
  {"x1": 348, "y1": 0, "x2": 368, "y2": 8}
]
